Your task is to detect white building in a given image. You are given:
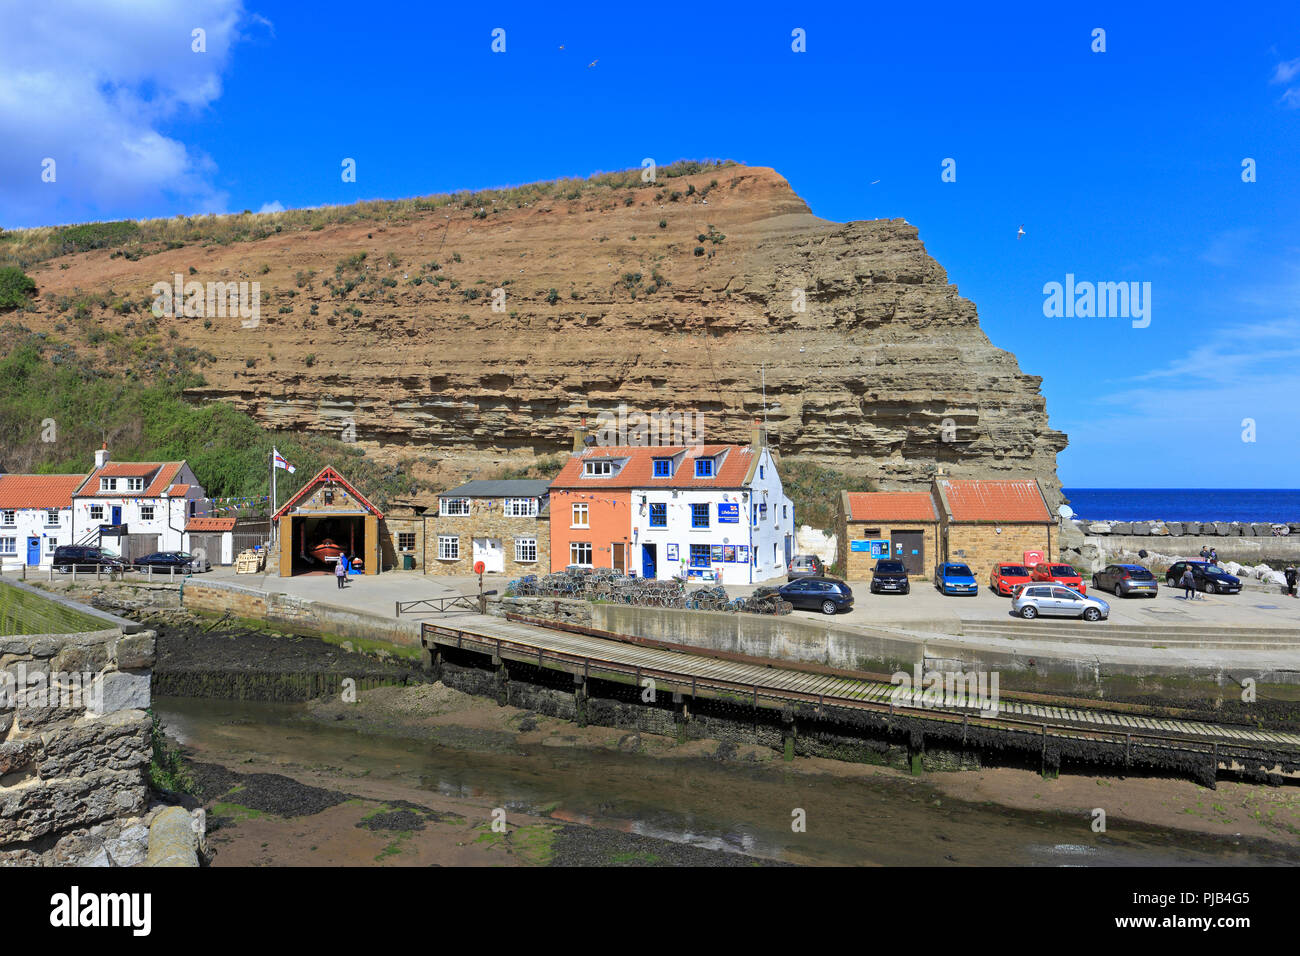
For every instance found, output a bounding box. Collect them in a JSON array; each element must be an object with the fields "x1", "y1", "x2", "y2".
[
  {"x1": 631, "y1": 442, "x2": 794, "y2": 585},
  {"x1": 0, "y1": 474, "x2": 87, "y2": 569},
  {"x1": 71, "y1": 447, "x2": 208, "y2": 561}
]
